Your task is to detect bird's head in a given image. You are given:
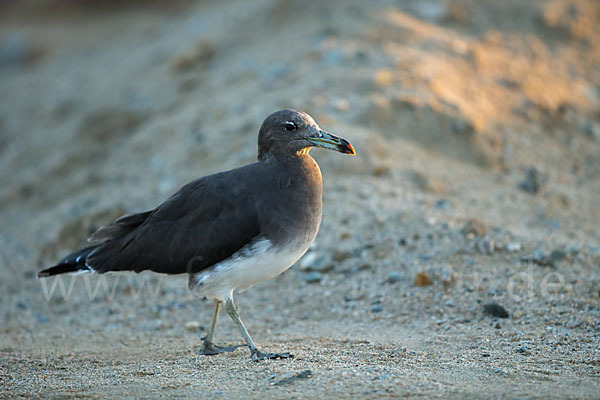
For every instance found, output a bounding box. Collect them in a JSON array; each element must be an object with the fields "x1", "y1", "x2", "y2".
[{"x1": 258, "y1": 109, "x2": 355, "y2": 161}]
